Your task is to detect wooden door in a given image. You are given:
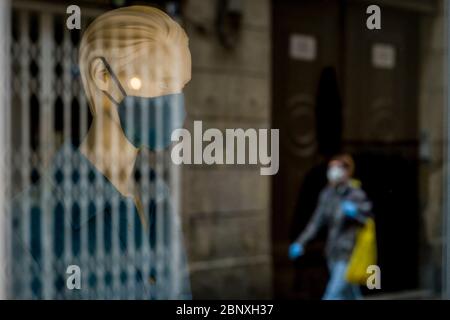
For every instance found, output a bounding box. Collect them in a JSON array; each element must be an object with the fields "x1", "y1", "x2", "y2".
[
  {"x1": 272, "y1": 0, "x2": 420, "y2": 298},
  {"x1": 343, "y1": 2, "x2": 420, "y2": 292},
  {"x1": 272, "y1": 0, "x2": 342, "y2": 299}
]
